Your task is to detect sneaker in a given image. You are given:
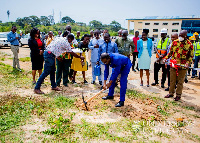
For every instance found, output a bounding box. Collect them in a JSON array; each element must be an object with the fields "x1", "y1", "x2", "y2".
[
  {"x1": 91, "y1": 81, "x2": 95, "y2": 84},
  {"x1": 99, "y1": 81, "x2": 102, "y2": 85},
  {"x1": 84, "y1": 80, "x2": 88, "y2": 84}
]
